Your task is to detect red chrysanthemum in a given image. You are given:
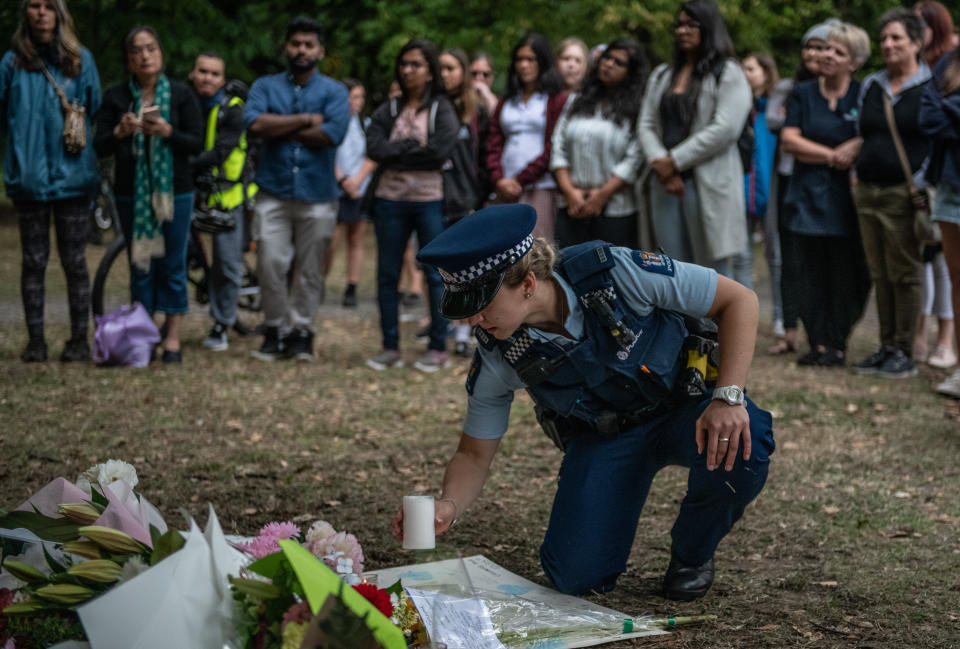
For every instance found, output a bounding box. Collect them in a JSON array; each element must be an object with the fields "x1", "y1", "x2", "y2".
[{"x1": 353, "y1": 583, "x2": 393, "y2": 618}]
